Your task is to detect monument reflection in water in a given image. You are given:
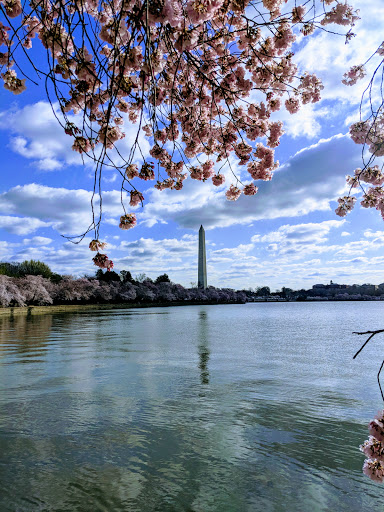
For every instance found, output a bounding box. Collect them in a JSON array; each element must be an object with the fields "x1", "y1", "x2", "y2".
[{"x1": 198, "y1": 310, "x2": 210, "y2": 385}]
